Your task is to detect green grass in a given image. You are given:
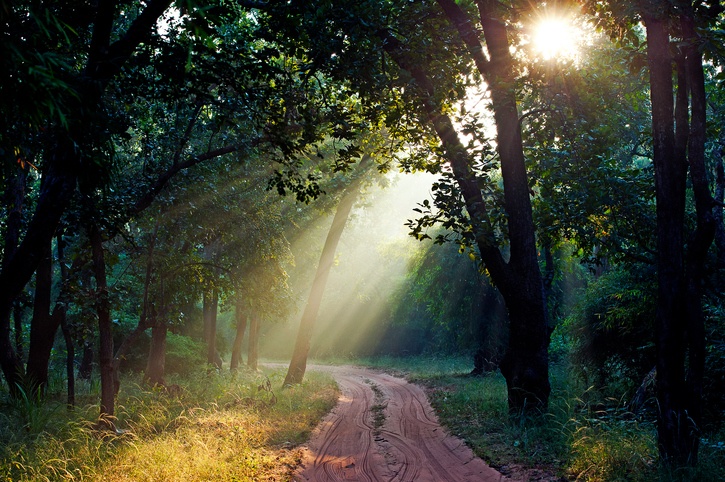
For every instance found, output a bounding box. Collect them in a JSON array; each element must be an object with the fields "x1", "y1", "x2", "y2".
[
  {"x1": 0, "y1": 365, "x2": 338, "y2": 481},
  {"x1": 349, "y1": 355, "x2": 725, "y2": 482}
]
